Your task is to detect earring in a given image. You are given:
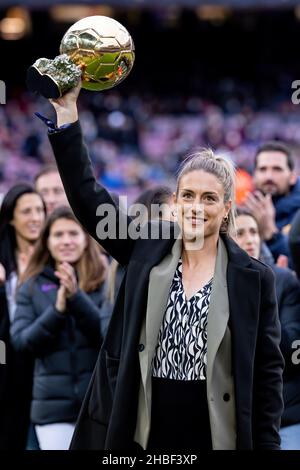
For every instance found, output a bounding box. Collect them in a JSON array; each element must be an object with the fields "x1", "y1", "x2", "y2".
[{"x1": 223, "y1": 216, "x2": 228, "y2": 222}]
